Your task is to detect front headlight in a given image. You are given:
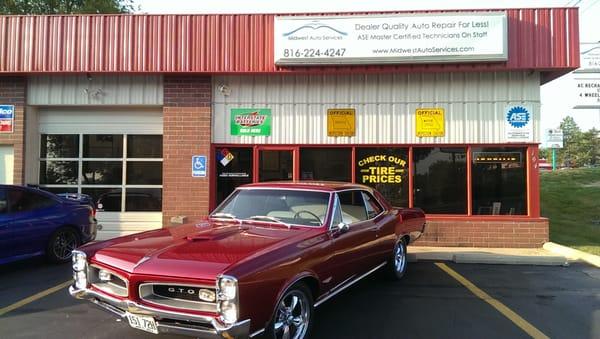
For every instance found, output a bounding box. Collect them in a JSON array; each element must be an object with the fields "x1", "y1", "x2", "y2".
[
  {"x1": 72, "y1": 251, "x2": 87, "y2": 272},
  {"x1": 217, "y1": 275, "x2": 238, "y2": 325},
  {"x1": 218, "y1": 301, "x2": 238, "y2": 324},
  {"x1": 72, "y1": 250, "x2": 88, "y2": 289},
  {"x1": 218, "y1": 276, "x2": 237, "y2": 300},
  {"x1": 74, "y1": 271, "x2": 87, "y2": 289}
]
